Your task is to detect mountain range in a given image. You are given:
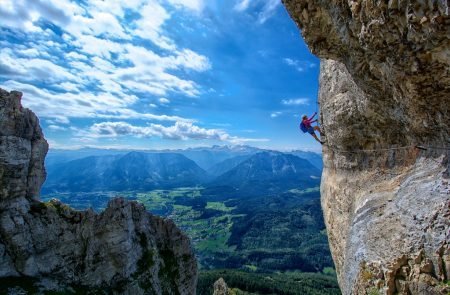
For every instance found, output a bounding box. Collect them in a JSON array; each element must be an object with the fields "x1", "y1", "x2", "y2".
[
  {"x1": 44, "y1": 152, "x2": 206, "y2": 193},
  {"x1": 46, "y1": 145, "x2": 322, "y2": 170},
  {"x1": 42, "y1": 147, "x2": 321, "y2": 194},
  {"x1": 211, "y1": 152, "x2": 321, "y2": 195}
]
